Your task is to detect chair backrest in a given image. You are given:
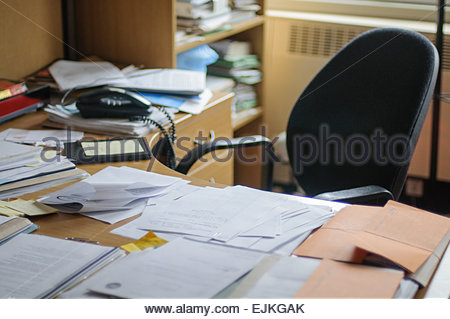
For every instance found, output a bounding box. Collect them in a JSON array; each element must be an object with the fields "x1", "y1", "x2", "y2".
[{"x1": 286, "y1": 28, "x2": 439, "y2": 199}]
